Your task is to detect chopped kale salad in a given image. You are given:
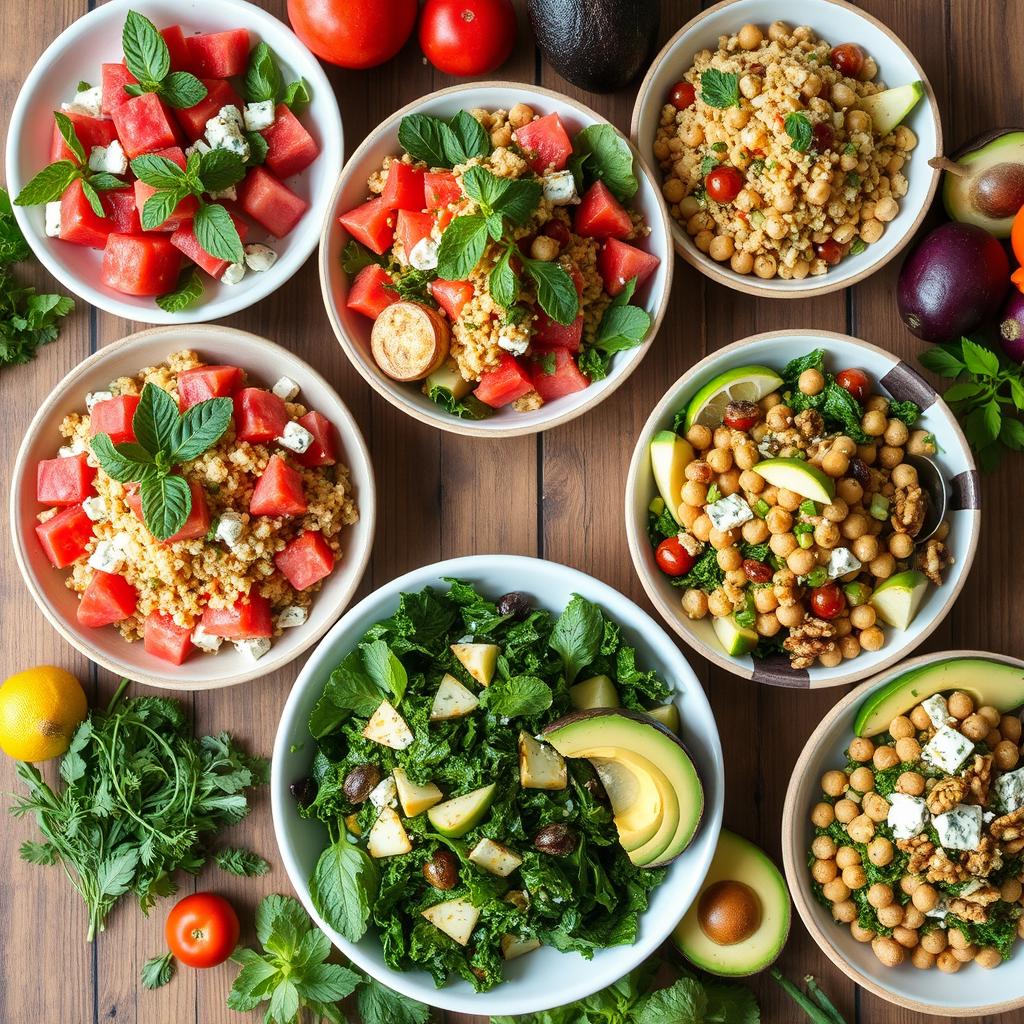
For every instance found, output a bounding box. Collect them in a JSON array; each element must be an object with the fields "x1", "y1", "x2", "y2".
[{"x1": 298, "y1": 580, "x2": 674, "y2": 991}]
